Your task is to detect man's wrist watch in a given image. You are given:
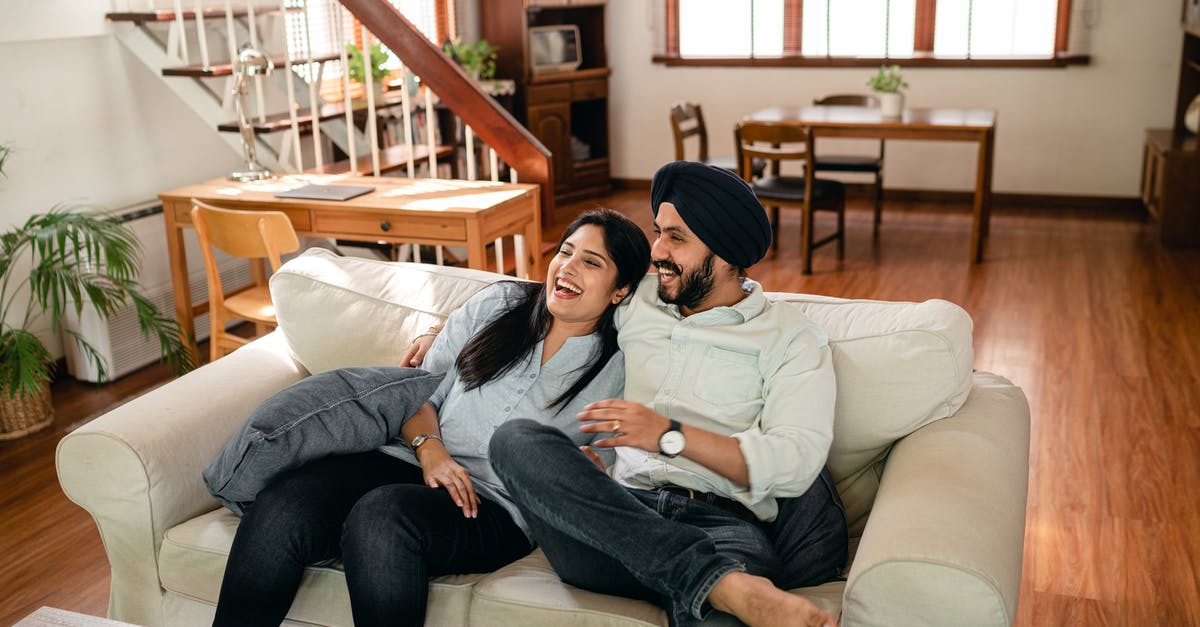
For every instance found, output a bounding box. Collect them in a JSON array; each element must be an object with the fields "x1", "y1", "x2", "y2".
[
  {"x1": 658, "y1": 420, "x2": 685, "y2": 457},
  {"x1": 410, "y1": 433, "x2": 443, "y2": 451}
]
